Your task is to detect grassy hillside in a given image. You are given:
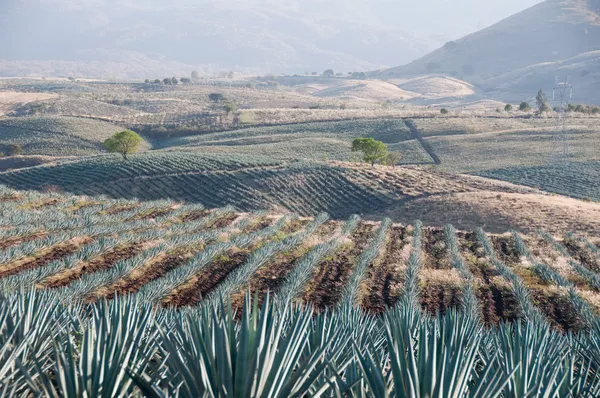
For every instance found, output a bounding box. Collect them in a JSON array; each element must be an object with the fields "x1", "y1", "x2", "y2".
[
  {"x1": 158, "y1": 118, "x2": 432, "y2": 163},
  {"x1": 0, "y1": 116, "x2": 146, "y2": 156},
  {"x1": 2, "y1": 152, "x2": 600, "y2": 233}
]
